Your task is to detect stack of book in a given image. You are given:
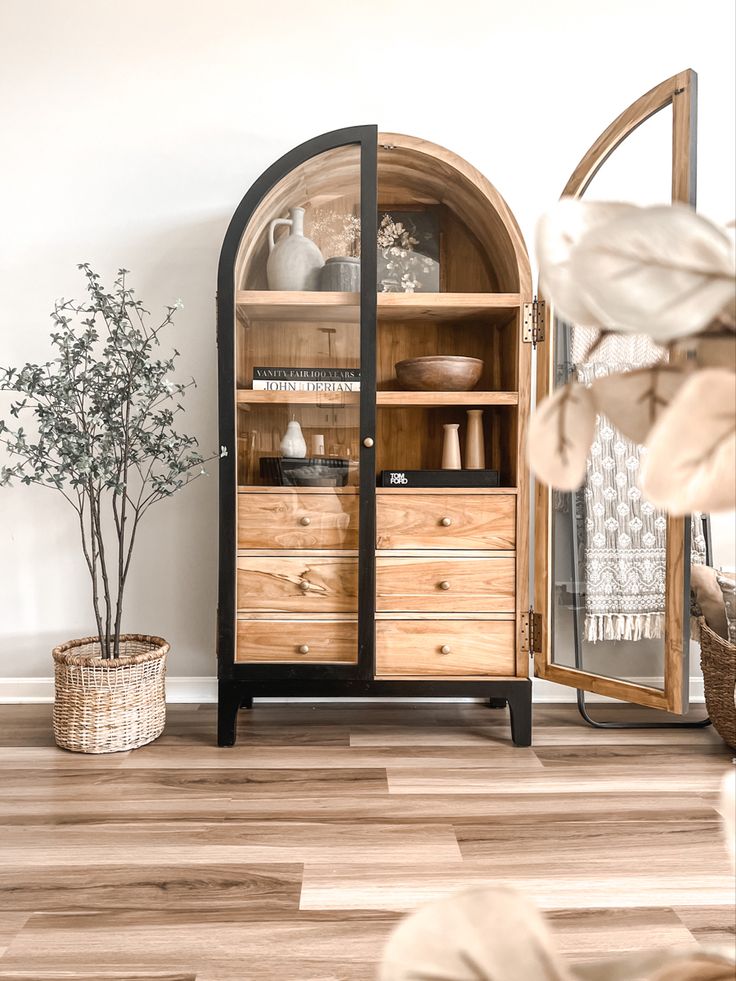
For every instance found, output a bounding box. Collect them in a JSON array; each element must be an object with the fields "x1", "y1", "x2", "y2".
[{"x1": 252, "y1": 367, "x2": 360, "y2": 392}]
